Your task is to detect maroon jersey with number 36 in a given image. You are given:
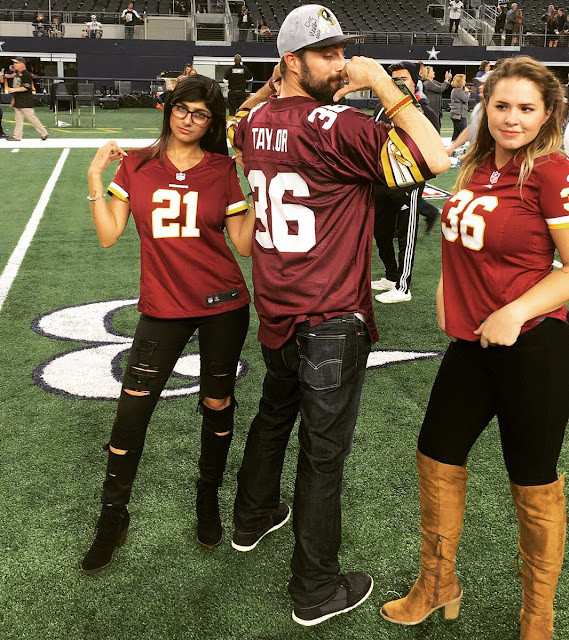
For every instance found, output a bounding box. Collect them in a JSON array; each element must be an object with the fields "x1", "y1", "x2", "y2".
[
  {"x1": 108, "y1": 151, "x2": 249, "y2": 318},
  {"x1": 442, "y1": 152, "x2": 569, "y2": 341},
  {"x1": 231, "y1": 96, "x2": 433, "y2": 348}
]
